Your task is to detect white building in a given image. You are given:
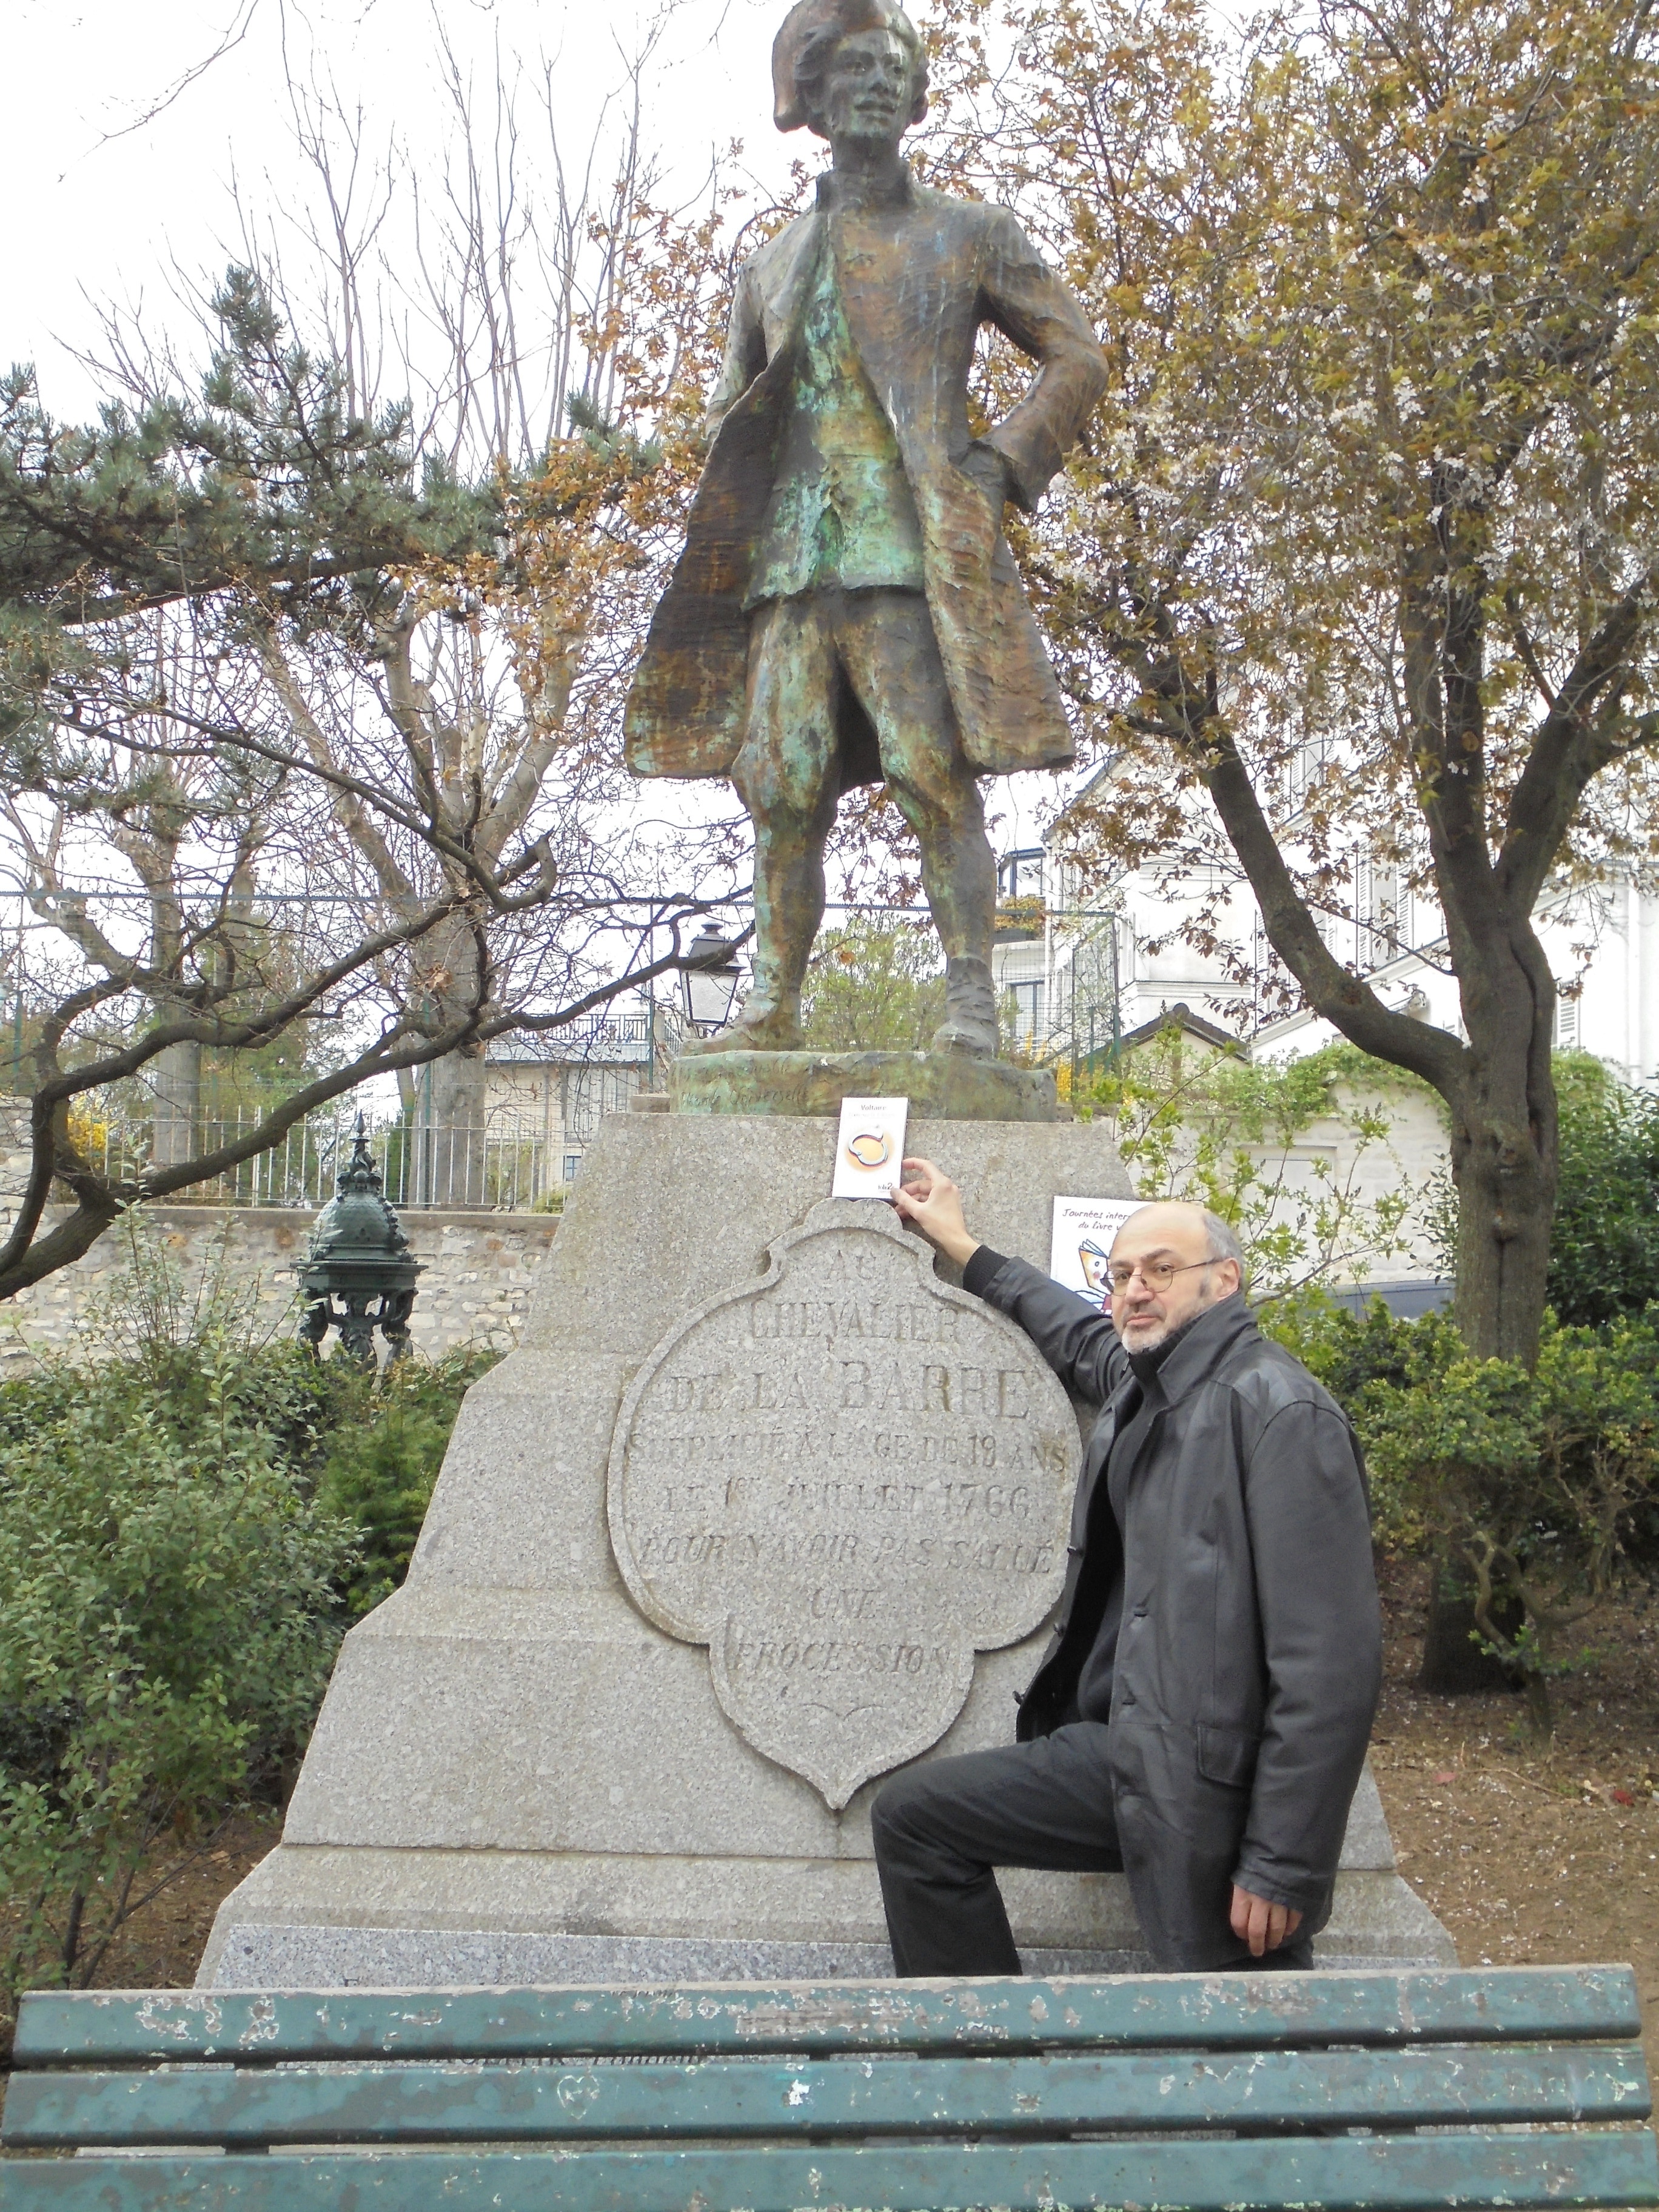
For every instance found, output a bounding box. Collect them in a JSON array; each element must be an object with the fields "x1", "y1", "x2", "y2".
[
  {"x1": 483, "y1": 1000, "x2": 672, "y2": 1193},
  {"x1": 991, "y1": 775, "x2": 1659, "y2": 1307},
  {"x1": 994, "y1": 766, "x2": 1659, "y2": 1081}
]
